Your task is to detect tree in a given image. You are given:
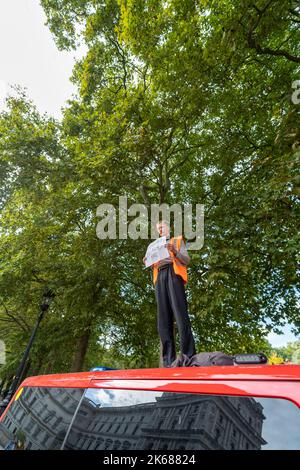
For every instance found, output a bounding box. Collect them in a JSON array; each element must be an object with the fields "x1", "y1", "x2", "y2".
[
  {"x1": 272, "y1": 340, "x2": 300, "y2": 363},
  {"x1": 1, "y1": 1, "x2": 299, "y2": 382},
  {"x1": 41, "y1": 0, "x2": 299, "y2": 350}
]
